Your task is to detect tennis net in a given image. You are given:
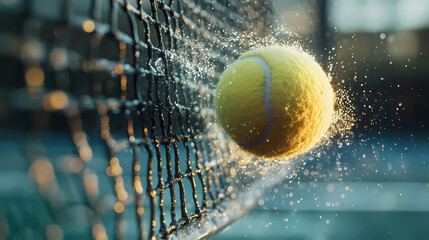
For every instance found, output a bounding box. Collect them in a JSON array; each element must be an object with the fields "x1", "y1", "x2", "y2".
[{"x1": 0, "y1": 0, "x2": 287, "y2": 239}]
